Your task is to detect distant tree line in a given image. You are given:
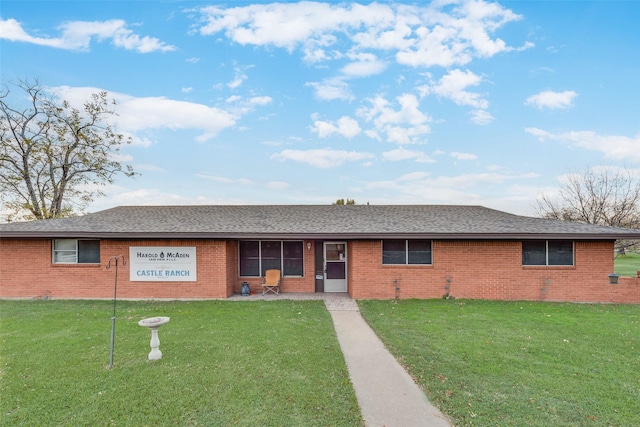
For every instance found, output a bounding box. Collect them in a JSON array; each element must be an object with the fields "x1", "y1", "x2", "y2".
[{"x1": 333, "y1": 198, "x2": 356, "y2": 205}]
